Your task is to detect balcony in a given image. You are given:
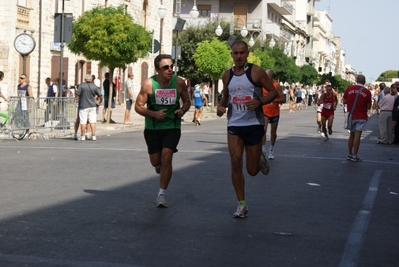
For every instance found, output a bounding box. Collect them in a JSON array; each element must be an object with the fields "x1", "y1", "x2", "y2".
[
  {"x1": 267, "y1": 0, "x2": 293, "y2": 16},
  {"x1": 313, "y1": 11, "x2": 320, "y2": 21},
  {"x1": 17, "y1": 5, "x2": 31, "y2": 28},
  {"x1": 307, "y1": 6, "x2": 315, "y2": 16}
]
